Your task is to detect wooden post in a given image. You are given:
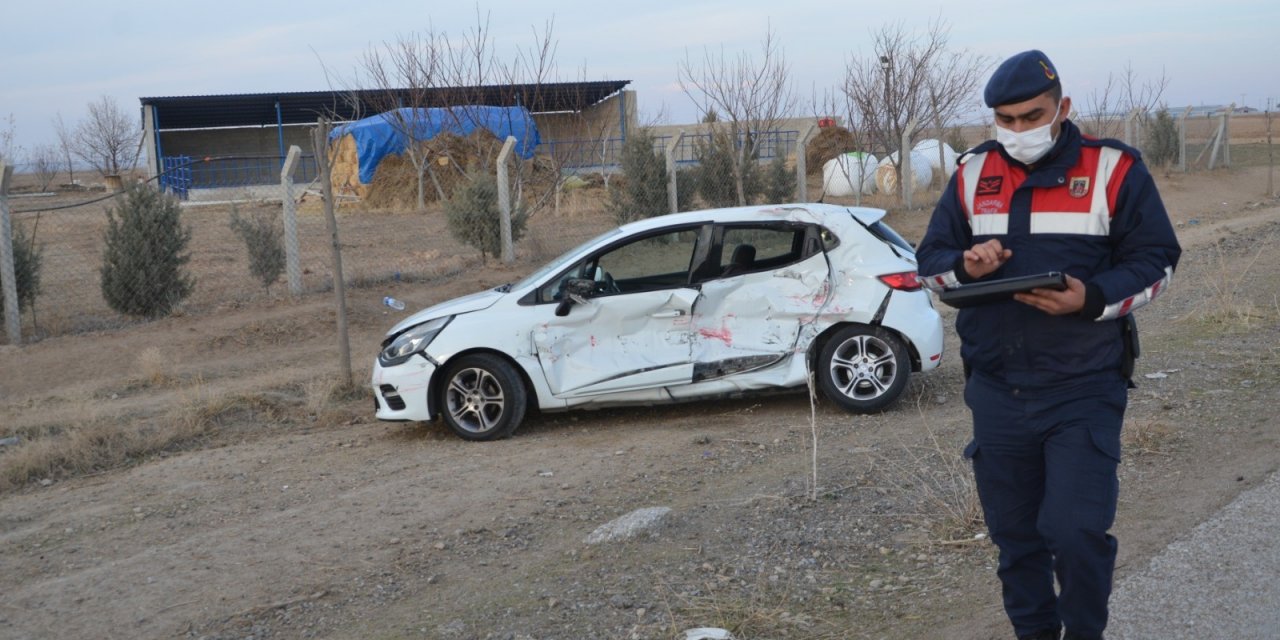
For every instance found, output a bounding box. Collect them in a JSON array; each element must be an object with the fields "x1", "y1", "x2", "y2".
[
  {"x1": 312, "y1": 120, "x2": 351, "y2": 386},
  {"x1": 665, "y1": 131, "x2": 684, "y2": 214},
  {"x1": 280, "y1": 145, "x2": 303, "y2": 296},
  {"x1": 0, "y1": 162, "x2": 20, "y2": 345},
  {"x1": 795, "y1": 123, "x2": 817, "y2": 202}
]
